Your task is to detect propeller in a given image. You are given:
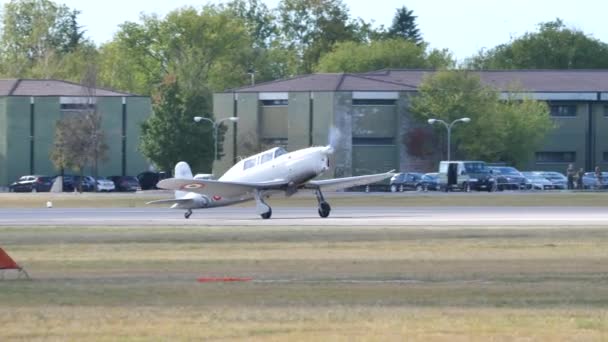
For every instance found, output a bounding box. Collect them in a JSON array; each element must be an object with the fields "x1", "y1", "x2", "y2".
[{"x1": 324, "y1": 126, "x2": 341, "y2": 154}]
